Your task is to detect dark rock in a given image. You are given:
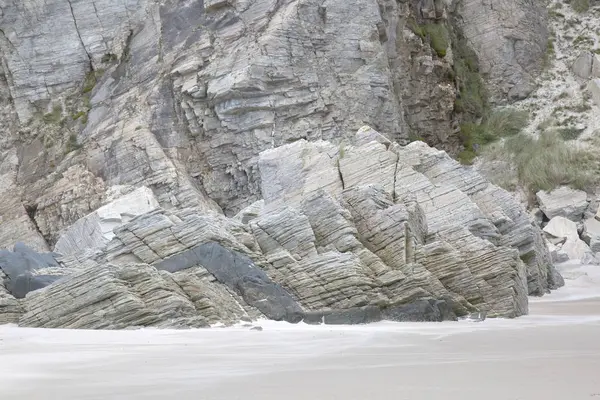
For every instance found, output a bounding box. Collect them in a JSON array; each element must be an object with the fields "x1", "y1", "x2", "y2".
[
  {"x1": 155, "y1": 241, "x2": 304, "y2": 323},
  {"x1": 382, "y1": 299, "x2": 457, "y2": 322},
  {"x1": 303, "y1": 306, "x2": 382, "y2": 325},
  {"x1": 250, "y1": 326, "x2": 263, "y2": 331},
  {"x1": 0, "y1": 242, "x2": 63, "y2": 298}
]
